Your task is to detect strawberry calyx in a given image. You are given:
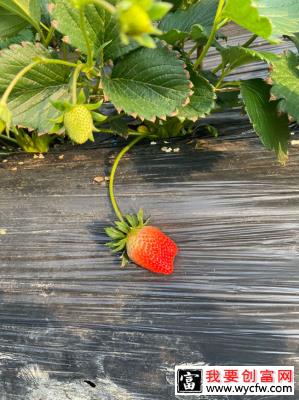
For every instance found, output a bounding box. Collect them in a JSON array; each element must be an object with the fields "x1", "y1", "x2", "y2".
[{"x1": 105, "y1": 209, "x2": 149, "y2": 267}]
